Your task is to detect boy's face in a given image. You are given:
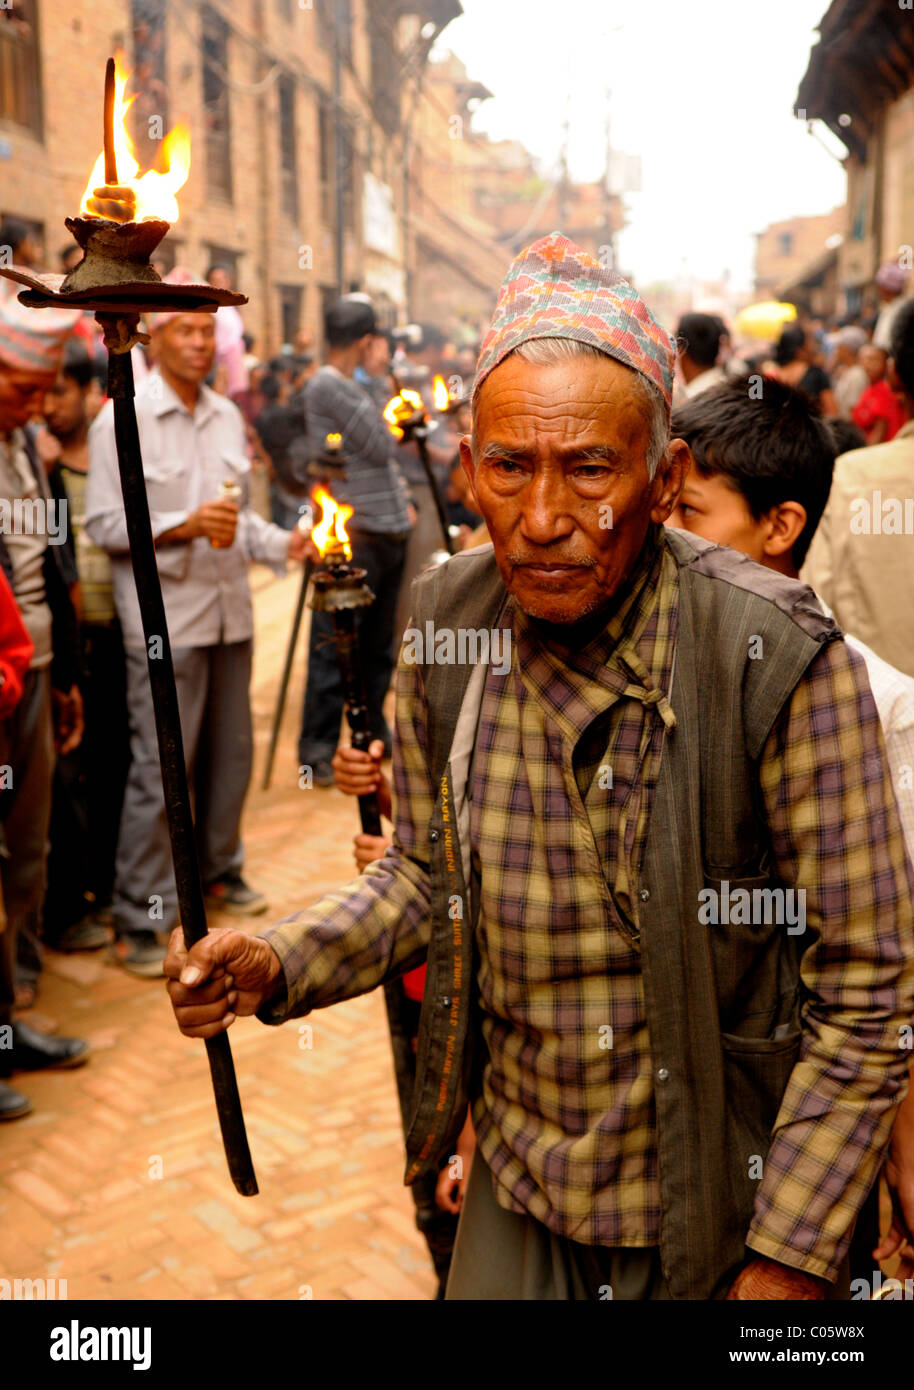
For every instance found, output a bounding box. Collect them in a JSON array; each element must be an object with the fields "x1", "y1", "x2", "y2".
[{"x1": 669, "y1": 469, "x2": 768, "y2": 564}]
